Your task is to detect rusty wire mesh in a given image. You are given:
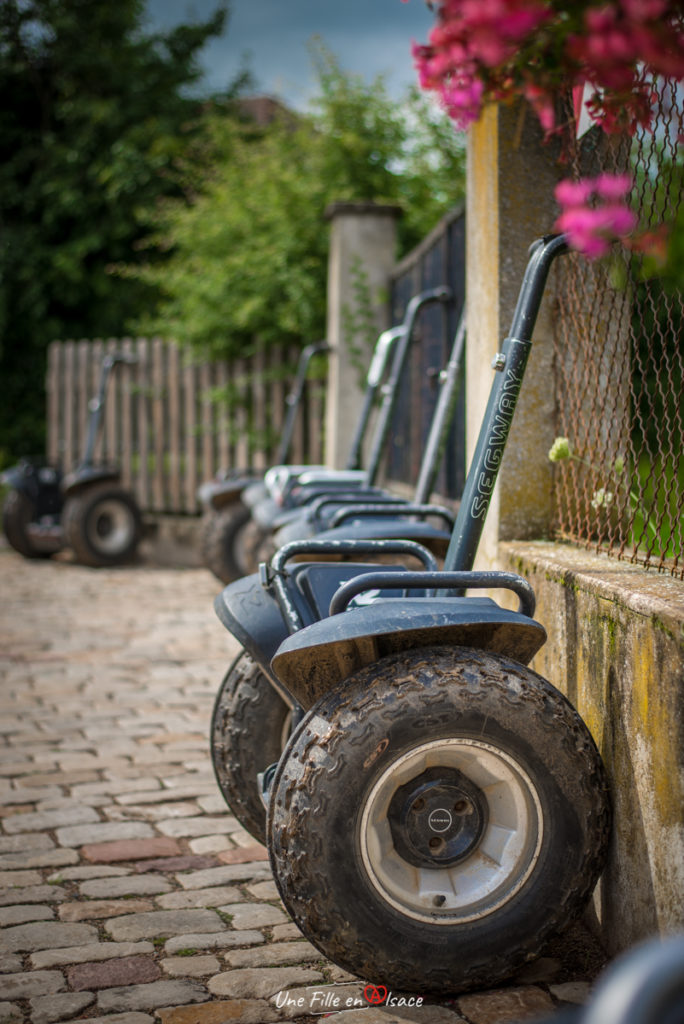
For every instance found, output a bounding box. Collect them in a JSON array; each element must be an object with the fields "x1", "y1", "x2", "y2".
[{"x1": 553, "y1": 76, "x2": 683, "y2": 576}]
